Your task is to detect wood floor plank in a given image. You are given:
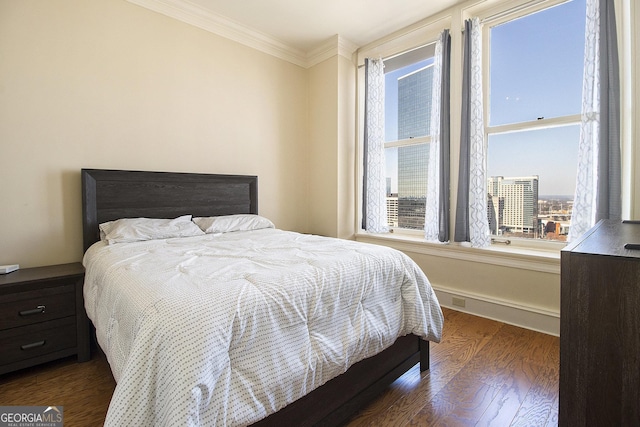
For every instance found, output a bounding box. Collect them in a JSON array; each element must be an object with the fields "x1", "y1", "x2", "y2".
[
  {"x1": 347, "y1": 310, "x2": 559, "y2": 427},
  {"x1": 474, "y1": 359, "x2": 540, "y2": 427},
  {"x1": 544, "y1": 398, "x2": 559, "y2": 427},
  {"x1": 405, "y1": 391, "x2": 456, "y2": 426},
  {"x1": 0, "y1": 353, "x2": 115, "y2": 427},
  {"x1": 346, "y1": 309, "x2": 503, "y2": 427},
  {"x1": 353, "y1": 369, "x2": 444, "y2": 427},
  {"x1": 458, "y1": 325, "x2": 544, "y2": 391},
  {"x1": 415, "y1": 374, "x2": 500, "y2": 426},
  {"x1": 508, "y1": 351, "x2": 560, "y2": 426}
]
